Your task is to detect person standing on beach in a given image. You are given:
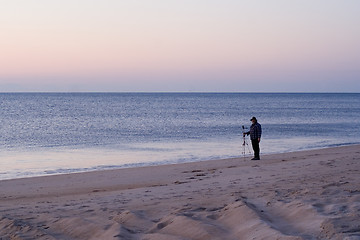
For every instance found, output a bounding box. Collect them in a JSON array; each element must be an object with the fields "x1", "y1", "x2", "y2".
[{"x1": 244, "y1": 117, "x2": 262, "y2": 160}]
